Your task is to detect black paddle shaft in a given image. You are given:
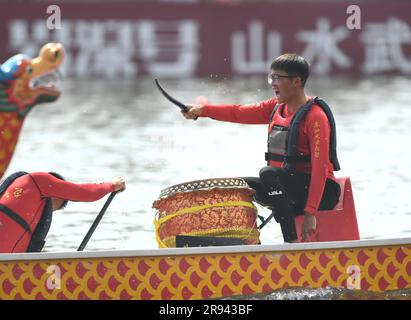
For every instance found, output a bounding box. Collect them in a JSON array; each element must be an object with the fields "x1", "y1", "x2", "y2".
[{"x1": 77, "y1": 192, "x2": 117, "y2": 251}]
